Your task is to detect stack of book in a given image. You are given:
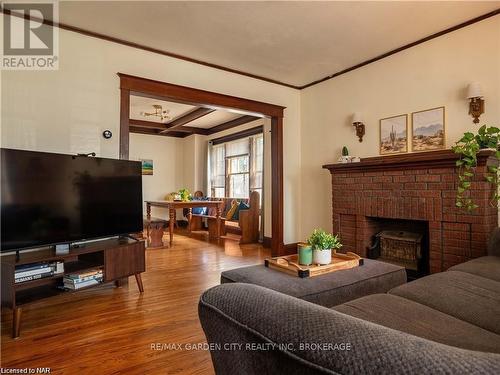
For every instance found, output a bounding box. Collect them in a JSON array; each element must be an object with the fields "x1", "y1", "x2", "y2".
[
  {"x1": 15, "y1": 263, "x2": 54, "y2": 283},
  {"x1": 63, "y1": 269, "x2": 103, "y2": 290}
]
